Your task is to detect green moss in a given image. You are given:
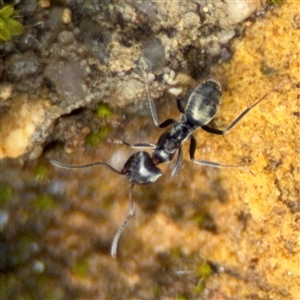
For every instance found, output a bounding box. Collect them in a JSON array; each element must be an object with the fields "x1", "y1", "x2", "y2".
[
  {"x1": 169, "y1": 247, "x2": 182, "y2": 259},
  {"x1": 153, "y1": 285, "x2": 162, "y2": 297},
  {"x1": 3, "y1": 272, "x2": 60, "y2": 300},
  {"x1": 197, "y1": 261, "x2": 213, "y2": 280},
  {"x1": 86, "y1": 103, "x2": 112, "y2": 146},
  {"x1": 34, "y1": 164, "x2": 50, "y2": 180},
  {"x1": 35, "y1": 194, "x2": 57, "y2": 211},
  {"x1": 193, "y1": 212, "x2": 206, "y2": 226},
  {"x1": 0, "y1": 273, "x2": 17, "y2": 299},
  {"x1": 190, "y1": 262, "x2": 213, "y2": 294},
  {"x1": 176, "y1": 295, "x2": 188, "y2": 300},
  {"x1": 0, "y1": 183, "x2": 13, "y2": 208},
  {"x1": 86, "y1": 126, "x2": 110, "y2": 146},
  {"x1": 96, "y1": 103, "x2": 113, "y2": 120},
  {"x1": 266, "y1": 0, "x2": 285, "y2": 5},
  {"x1": 72, "y1": 256, "x2": 90, "y2": 276},
  {"x1": 194, "y1": 211, "x2": 217, "y2": 233},
  {"x1": 0, "y1": 5, "x2": 24, "y2": 41},
  {"x1": 20, "y1": 229, "x2": 37, "y2": 244},
  {"x1": 193, "y1": 212, "x2": 215, "y2": 229},
  {"x1": 193, "y1": 281, "x2": 206, "y2": 294},
  {"x1": 193, "y1": 209, "x2": 217, "y2": 231}
]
